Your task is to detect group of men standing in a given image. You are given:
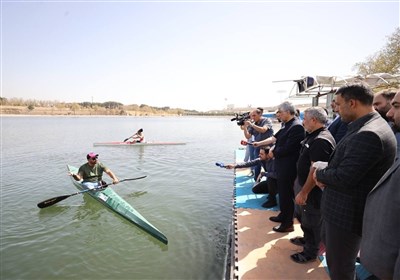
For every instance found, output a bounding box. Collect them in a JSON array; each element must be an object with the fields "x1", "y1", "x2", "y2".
[{"x1": 242, "y1": 83, "x2": 399, "y2": 279}]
